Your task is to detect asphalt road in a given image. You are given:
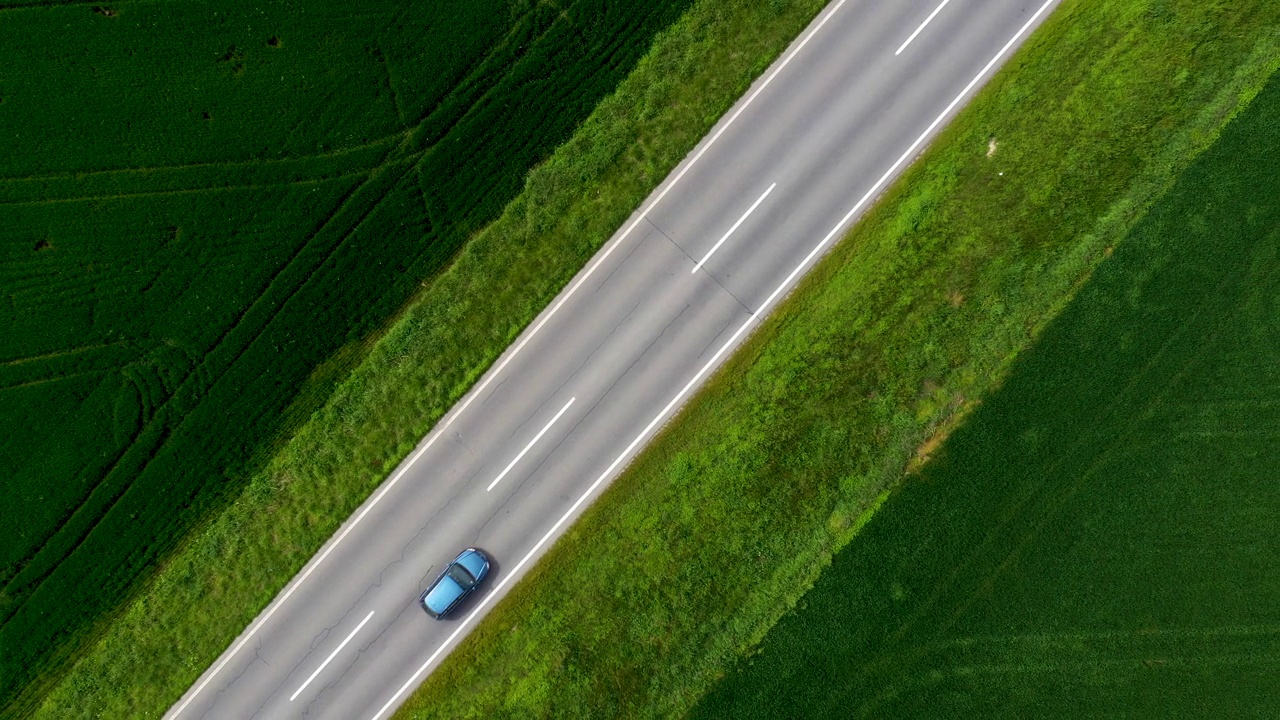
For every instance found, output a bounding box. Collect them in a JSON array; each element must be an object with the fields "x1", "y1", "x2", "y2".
[{"x1": 170, "y1": 0, "x2": 1062, "y2": 717}]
